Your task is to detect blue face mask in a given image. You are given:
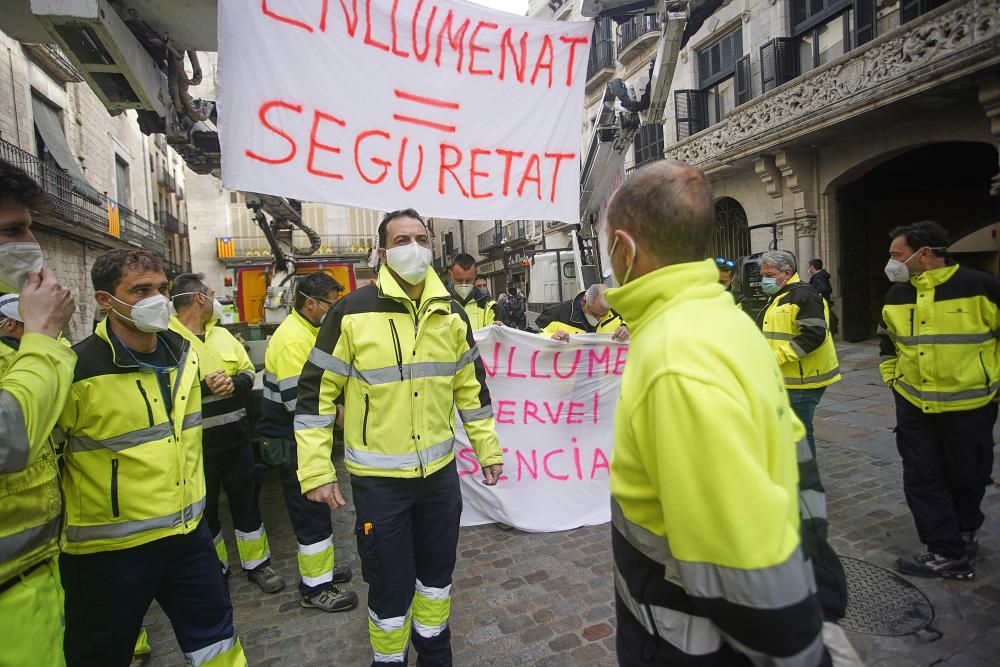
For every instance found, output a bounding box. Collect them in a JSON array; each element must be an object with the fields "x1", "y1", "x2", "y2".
[{"x1": 760, "y1": 277, "x2": 781, "y2": 295}]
